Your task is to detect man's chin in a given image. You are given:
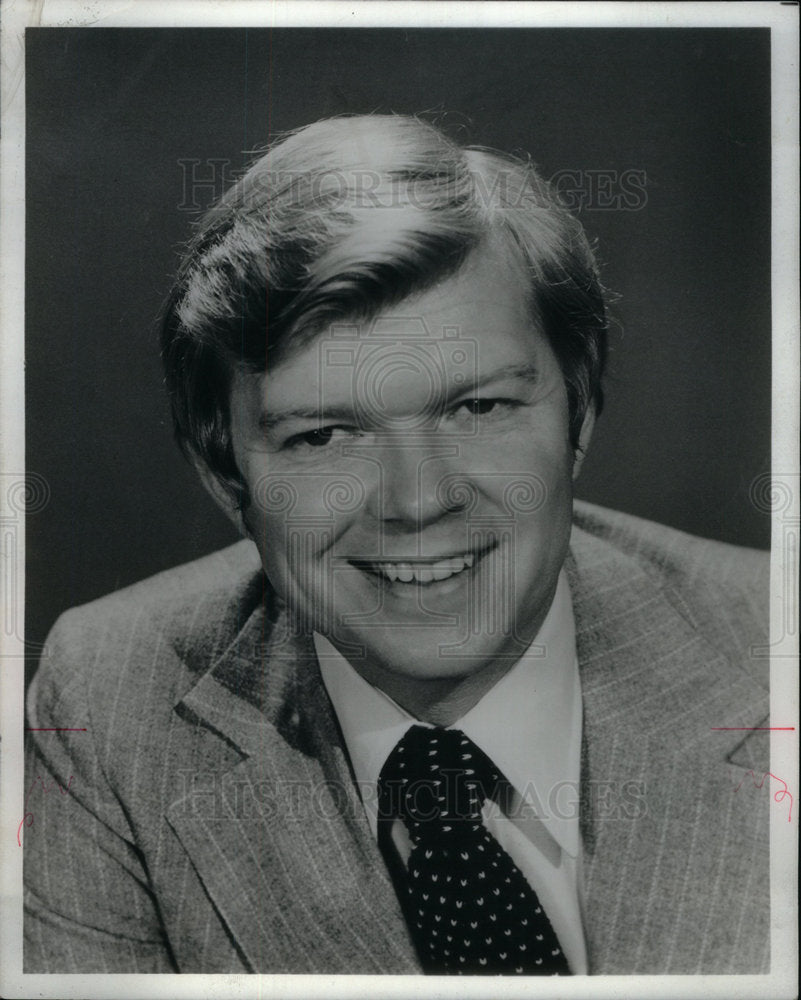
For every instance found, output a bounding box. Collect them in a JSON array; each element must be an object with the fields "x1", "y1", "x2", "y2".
[
  {"x1": 331, "y1": 633, "x2": 529, "y2": 685},
  {"x1": 339, "y1": 642, "x2": 523, "y2": 723}
]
